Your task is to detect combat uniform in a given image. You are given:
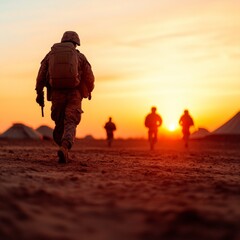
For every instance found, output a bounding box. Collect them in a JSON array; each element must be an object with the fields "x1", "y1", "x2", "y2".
[{"x1": 36, "y1": 31, "x2": 94, "y2": 162}]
